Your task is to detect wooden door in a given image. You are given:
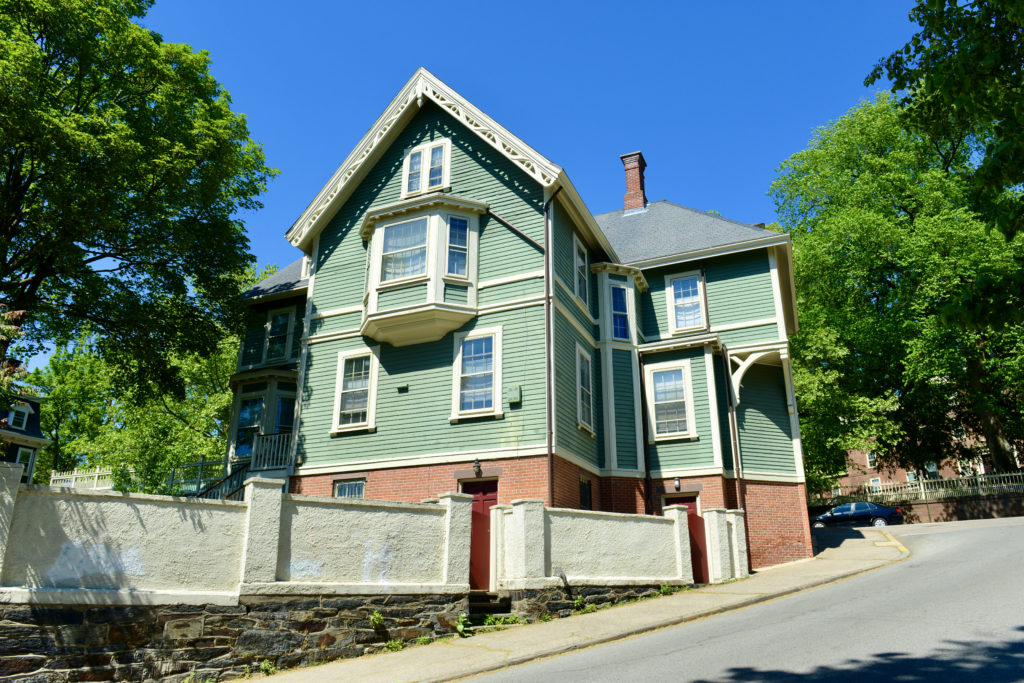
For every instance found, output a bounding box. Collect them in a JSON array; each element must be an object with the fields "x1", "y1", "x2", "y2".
[{"x1": 462, "y1": 480, "x2": 498, "y2": 590}]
